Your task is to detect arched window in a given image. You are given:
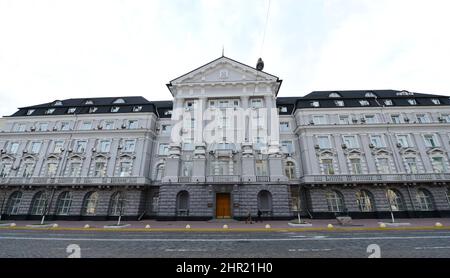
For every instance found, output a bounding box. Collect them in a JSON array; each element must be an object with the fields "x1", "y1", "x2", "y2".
[
  {"x1": 386, "y1": 189, "x2": 405, "y2": 211},
  {"x1": 329, "y1": 92, "x2": 341, "y2": 98},
  {"x1": 176, "y1": 191, "x2": 189, "y2": 216},
  {"x1": 30, "y1": 191, "x2": 49, "y2": 215},
  {"x1": 326, "y1": 190, "x2": 345, "y2": 212},
  {"x1": 109, "y1": 192, "x2": 126, "y2": 216},
  {"x1": 258, "y1": 190, "x2": 273, "y2": 213},
  {"x1": 81, "y1": 192, "x2": 99, "y2": 216},
  {"x1": 6, "y1": 191, "x2": 23, "y2": 215},
  {"x1": 55, "y1": 191, "x2": 73, "y2": 215},
  {"x1": 155, "y1": 163, "x2": 165, "y2": 181},
  {"x1": 416, "y1": 189, "x2": 434, "y2": 211},
  {"x1": 113, "y1": 98, "x2": 126, "y2": 104},
  {"x1": 356, "y1": 190, "x2": 375, "y2": 212},
  {"x1": 284, "y1": 161, "x2": 296, "y2": 180},
  {"x1": 365, "y1": 92, "x2": 377, "y2": 98}
]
